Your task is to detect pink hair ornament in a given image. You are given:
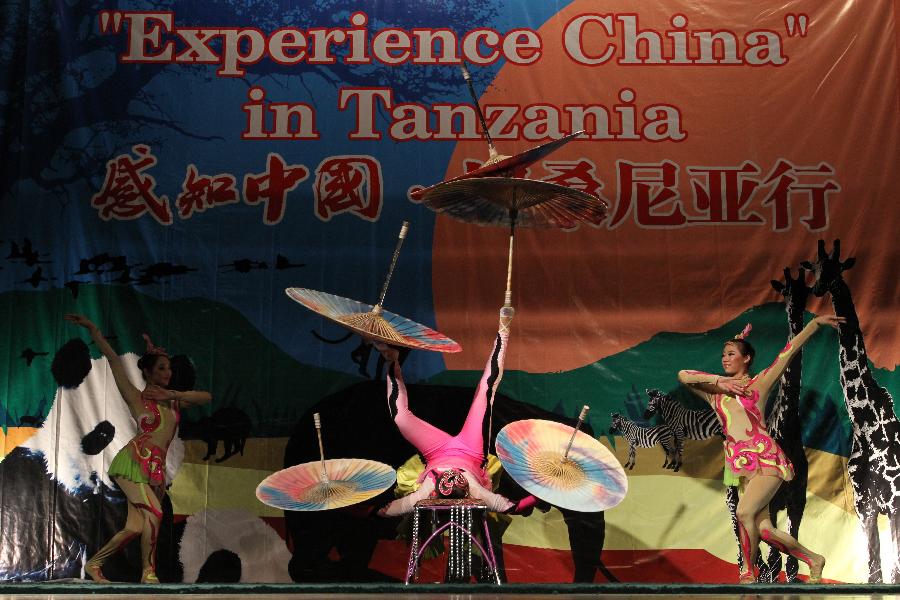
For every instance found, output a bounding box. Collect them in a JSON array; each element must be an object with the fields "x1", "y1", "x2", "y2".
[
  {"x1": 142, "y1": 333, "x2": 168, "y2": 356},
  {"x1": 735, "y1": 323, "x2": 752, "y2": 340}
]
